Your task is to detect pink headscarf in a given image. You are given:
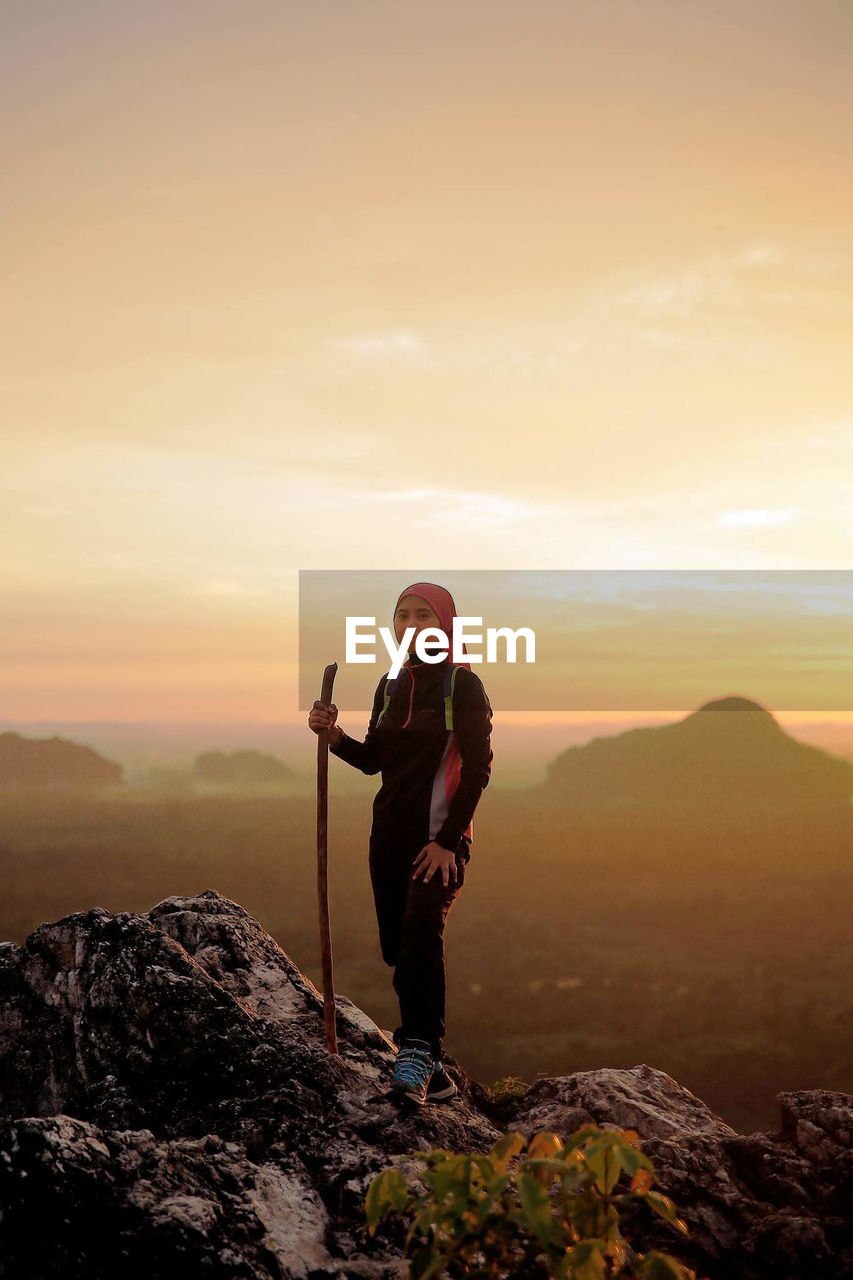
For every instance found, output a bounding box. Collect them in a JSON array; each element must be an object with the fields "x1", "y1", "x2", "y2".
[{"x1": 393, "y1": 581, "x2": 472, "y2": 671}]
